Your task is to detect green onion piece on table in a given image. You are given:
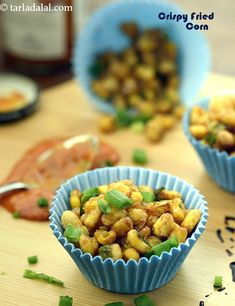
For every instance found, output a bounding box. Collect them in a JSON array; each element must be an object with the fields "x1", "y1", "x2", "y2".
[
  {"x1": 132, "y1": 113, "x2": 151, "y2": 124},
  {"x1": 145, "y1": 236, "x2": 179, "y2": 258},
  {"x1": 134, "y1": 295, "x2": 156, "y2": 306},
  {"x1": 27, "y1": 255, "x2": 38, "y2": 264},
  {"x1": 64, "y1": 224, "x2": 81, "y2": 243},
  {"x1": 98, "y1": 199, "x2": 112, "y2": 214},
  {"x1": 104, "y1": 302, "x2": 124, "y2": 306},
  {"x1": 213, "y1": 276, "x2": 223, "y2": 288},
  {"x1": 105, "y1": 190, "x2": 133, "y2": 209},
  {"x1": 23, "y1": 269, "x2": 64, "y2": 286},
  {"x1": 81, "y1": 187, "x2": 99, "y2": 204},
  {"x1": 141, "y1": 192, "x2": 155, "y2": 203},
  {"x1": 12, "y1": 211, "x2": 21, "y2": 219},
  {"x1": 37, "y1": 197, "x2": 49, "y2": 208},
  {"x1": 116, "y1": 108, "x2": 133, "y2": 127},
  {"x1": 59, "y1": 295, "x2": 73, "y2": 306},
  {"x1": 130, "y1": 121, "x2": 145, "y2": 133},
  {"x1": 102, "y1": 160, "x2": 114, "y2": 167},
  {"x1": 132, "y1": 149, "x2": 148, "y2": 165}
]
